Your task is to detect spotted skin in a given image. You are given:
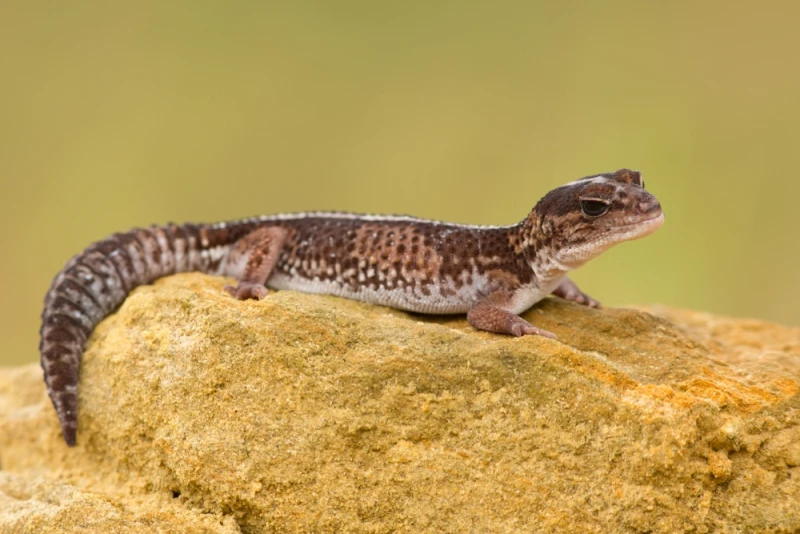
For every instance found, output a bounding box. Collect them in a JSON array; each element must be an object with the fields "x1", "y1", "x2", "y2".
[{"x1": 40, "y1": 168, "x2": 664, "y2": 446}]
